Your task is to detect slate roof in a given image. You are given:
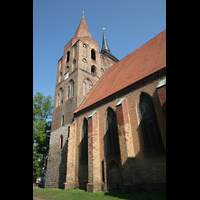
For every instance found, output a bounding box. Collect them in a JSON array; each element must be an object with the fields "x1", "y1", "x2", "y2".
[
  {"x1": 74, "y1": 30, "x2": 166, "y2": 114},
  {"x1": 101, "y1": 32, "x2": 119, "y2": 62}
]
